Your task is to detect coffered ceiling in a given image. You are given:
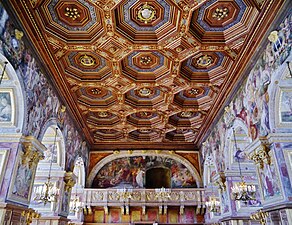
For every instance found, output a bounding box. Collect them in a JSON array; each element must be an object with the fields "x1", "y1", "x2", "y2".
[{"x1": 7, "y1": 0, "x2": 285, "y2": 149}]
